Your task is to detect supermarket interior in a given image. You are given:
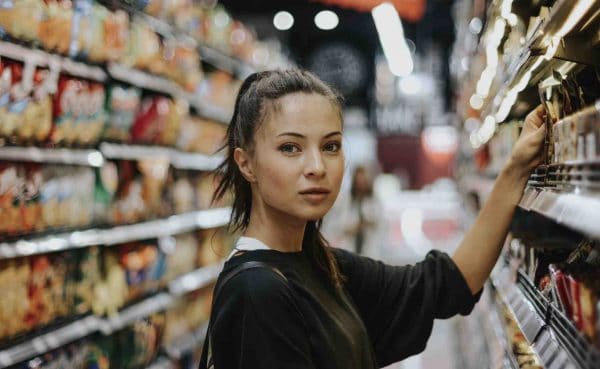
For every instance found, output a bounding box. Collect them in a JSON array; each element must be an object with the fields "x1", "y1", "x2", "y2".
[{"x1": 0, "y1": 0, "x2": 599, "y2": 368}]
